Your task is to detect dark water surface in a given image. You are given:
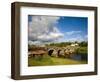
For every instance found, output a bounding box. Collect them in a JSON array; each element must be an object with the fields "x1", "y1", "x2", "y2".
[{"x1": 70, "y1": 54, "x2": 88, "y2": 61}]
